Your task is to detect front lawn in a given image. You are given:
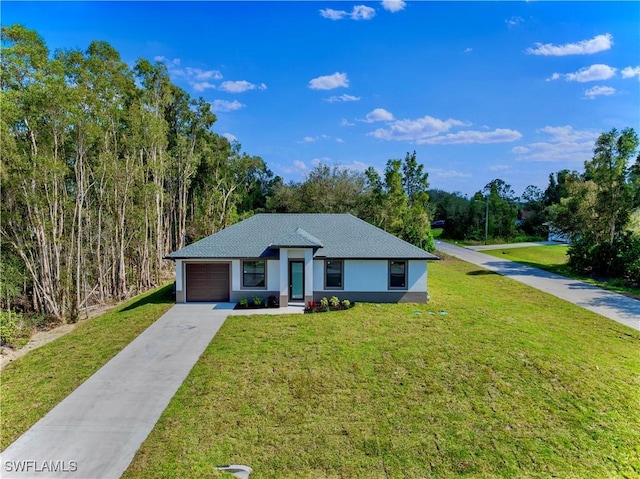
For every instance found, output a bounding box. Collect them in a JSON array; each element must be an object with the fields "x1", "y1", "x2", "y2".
[
  {"x1": 124, "y1": 258, "x2": 640, "y2": 478},
  {"x1": 1, "y1": 284, "x2": 174, "y2": 450},
  {"x1": 482, "y1": 245, "x2": 640, "y2": 298}
]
